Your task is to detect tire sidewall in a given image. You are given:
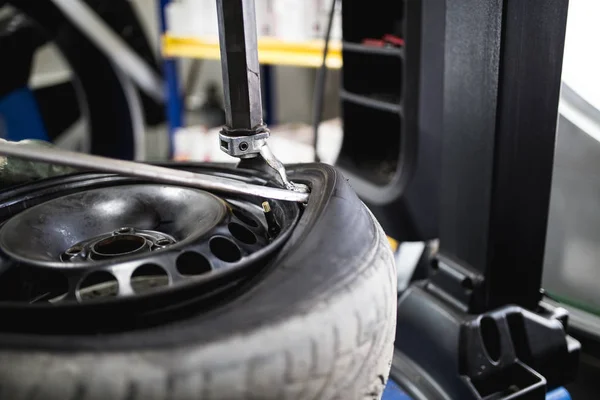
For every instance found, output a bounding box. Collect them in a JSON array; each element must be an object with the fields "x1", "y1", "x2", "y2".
[{"x1": 0, "y1": 164, "x2": 397, "y2": 399}]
